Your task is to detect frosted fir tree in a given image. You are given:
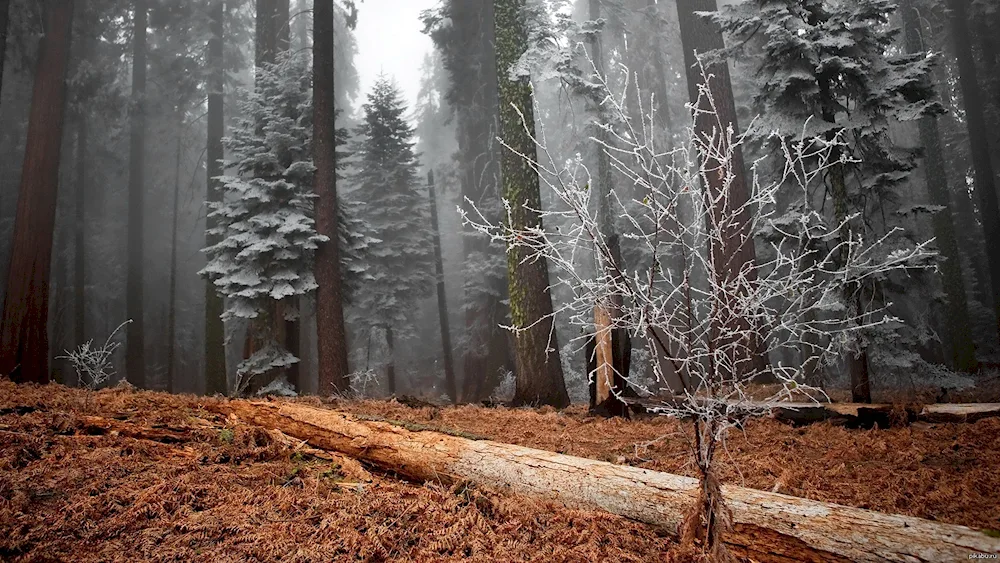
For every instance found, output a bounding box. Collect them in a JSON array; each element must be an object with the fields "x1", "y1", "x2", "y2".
[
  {"x1": 712, "y1": 0, "x2": 942, "y2": 394},
  {"x1": 346, "y1": 76, "x2": 434, "y2": 393},
  {"x1": 201, "y1": 53, "x2": 373, "y2": 394}
]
